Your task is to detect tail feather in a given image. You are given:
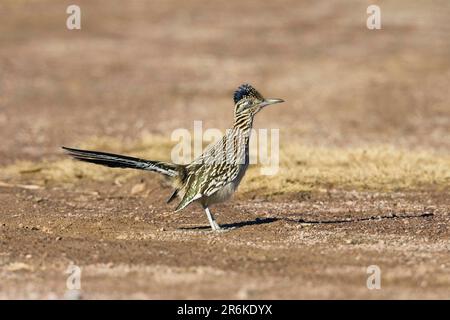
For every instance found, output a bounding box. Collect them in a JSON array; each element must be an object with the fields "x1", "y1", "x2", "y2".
[{"x1": 62, "y1": 146, "x2": 178, "y2": 177}]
